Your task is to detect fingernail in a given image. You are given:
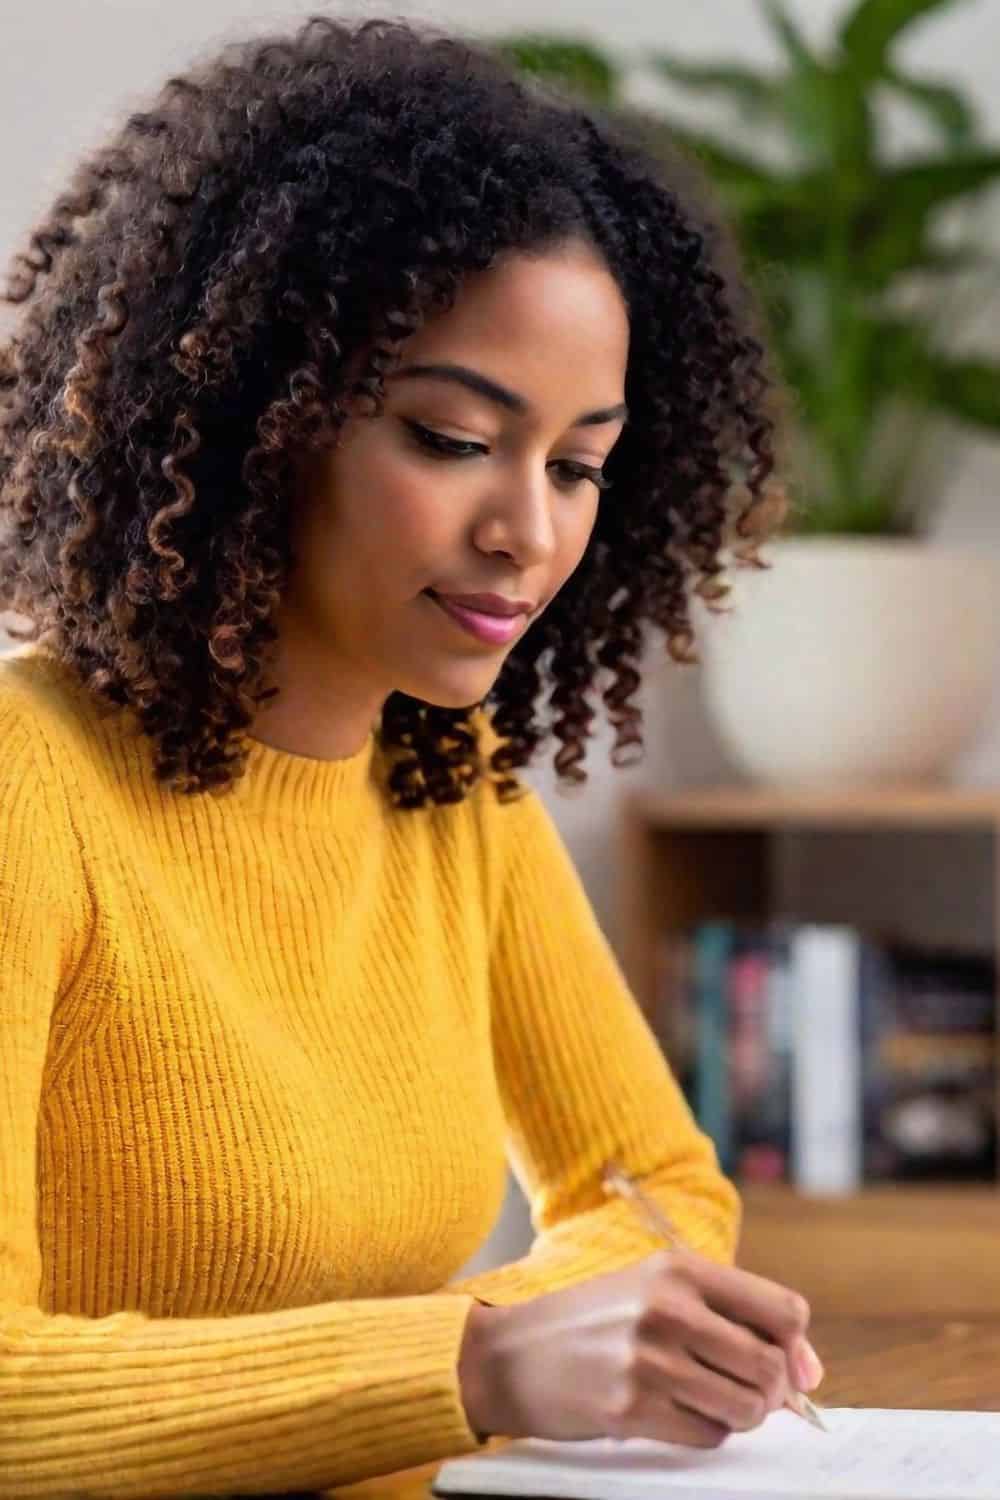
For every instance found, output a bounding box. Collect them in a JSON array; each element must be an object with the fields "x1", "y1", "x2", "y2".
[{"x1": 796, "y1": 1342, "x2": 824, "y2": 1391}]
